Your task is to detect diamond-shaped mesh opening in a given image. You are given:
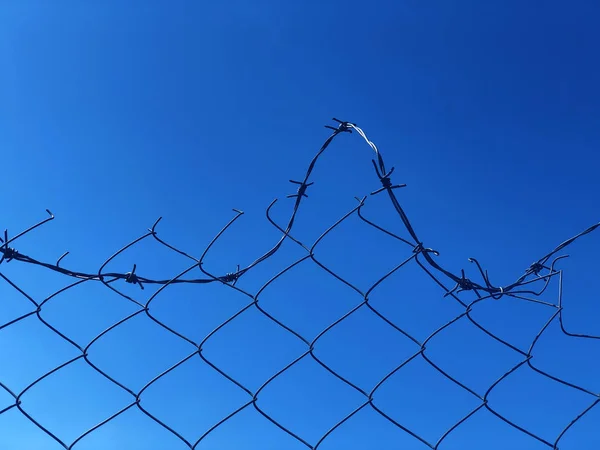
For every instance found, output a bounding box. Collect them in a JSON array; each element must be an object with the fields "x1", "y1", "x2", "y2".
[
  {"x1": 146, "y1": 281, "x2": 252, "y2": 344},
  {"x1": 188, "y1": 402, "x2": 309, "y2": 450},
  {"x1": 255, "y1": 259, "x2": 363, "y2": 339},
  {"x1": 531, "y1": 319, "x2": 600, "y2": 394},
  {"x1": 67, "y1": 406, "x2": 191, "y2": 450},
  {"x1": 256, "y1": 356, "x2": 366, "y2": 445},
  {"x1": 423, "y1": 315, "x2": 526, "y2": 393},
  {"x1": 367, "y1": 261, "x2": 465, "y2": 342},
  {"x1": 0, "y1": 407, "x2": 65, "y2": 450},
  {"x1": 201, "y1": 306, "x2": 307, "y2": 391},
  {"x1": 487, "y1": 365, "x2": 595, "y2": 444},
  {"x1": 315, "y1": 406, "x2": 430, "y2": 450},
  {"x1": 312, "y1": 305, "x2": 419, "y2": 391},
  {"x1": 85, "y1": 313, "x2": 193, "y2": 391},
  {"x1": 139, "y1": 356, "x2": 251, "y2": 444},
  {"x1": 437, "y1": 407, "x2": 552, "y2": 450},
  {"x1": 18, "y1": 359, "x2": 133, "y2": 446},
  {"x1": 35, "y1": 280, "x2": 141, "y2": 346},
  {"x1": 0, "y1": 316, "x2": 80, "y2": 393},
  {"x1": 373, "y1": 356, "x2": 482, "y2": 444},
  {"x1": 309, "y1": 213, "x2": 416, "y2": 290}
]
